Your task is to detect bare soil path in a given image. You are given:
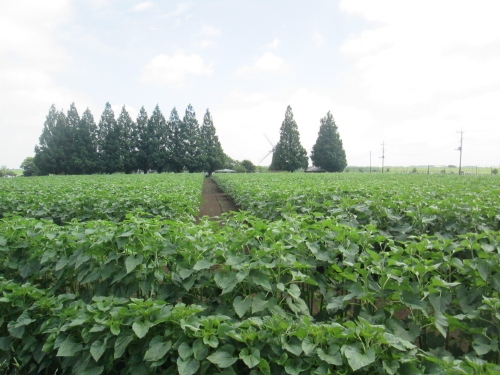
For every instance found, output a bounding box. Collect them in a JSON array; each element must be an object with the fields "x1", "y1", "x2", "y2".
[{"x1": 197, "y1": 177, "x2": 238, "y2": 222}]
